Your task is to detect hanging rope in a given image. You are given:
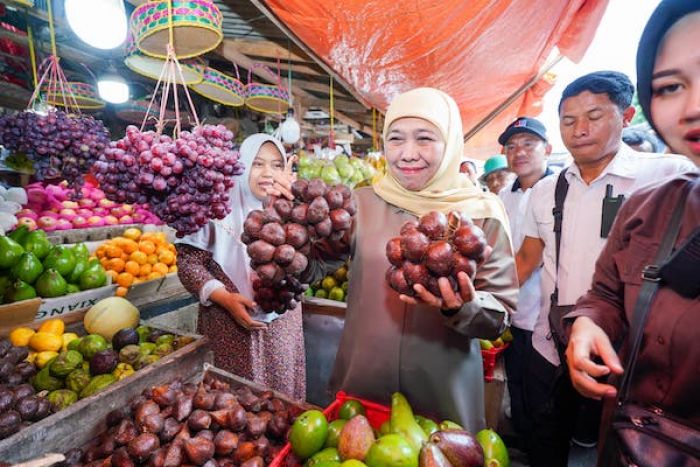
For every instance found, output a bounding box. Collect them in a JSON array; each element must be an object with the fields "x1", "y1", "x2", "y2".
[
  {"x1": 371, "y1": 107, "x2": 377, "y2": 151},
  {"x1": 27, "y1": 24, "x2": 37, "y2": 89},
  {"x1": 46, "y1": 0, "x2": 57, "y2": 58},
  {"x1": 329, "y1": 76, "x2": 335, "y2": 147}
]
